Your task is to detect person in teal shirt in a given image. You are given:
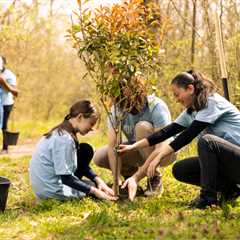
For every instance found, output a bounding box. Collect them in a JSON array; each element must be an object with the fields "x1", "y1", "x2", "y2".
[
  {"x1": 0, "y1": 55, "x2": 18, "y2": 154},
  {"x1": 93, "y1": 77, "x2": 174, "y2": 197},
  {"x1": 118, "y1": 70, "x2": 240, "y2": 209},
  {"x1": 0, "y1": 56, "x2": 5, "y2": 130},
  {"x1": 30, "y1": 100, "x2": 116, "y2": 201}
]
